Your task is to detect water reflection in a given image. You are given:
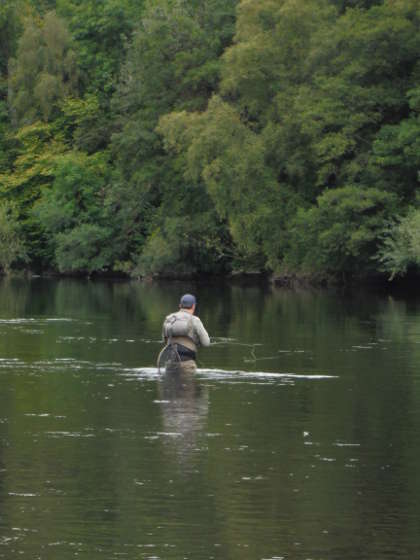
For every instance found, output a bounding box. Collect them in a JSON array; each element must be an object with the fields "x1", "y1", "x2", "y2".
[{"x1": 157, "y1": 367, "x2": 209, "y2": 463}]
